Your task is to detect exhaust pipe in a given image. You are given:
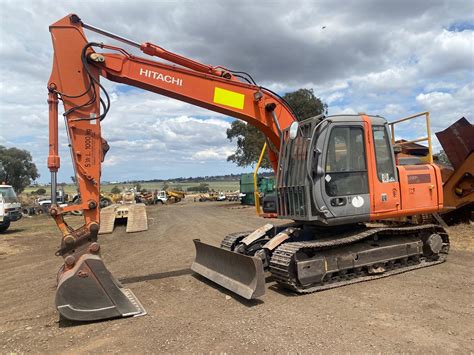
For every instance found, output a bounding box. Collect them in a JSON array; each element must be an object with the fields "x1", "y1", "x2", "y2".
[{"x1": 191, "y1": 239, "x2": 266, "y2": 299}]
